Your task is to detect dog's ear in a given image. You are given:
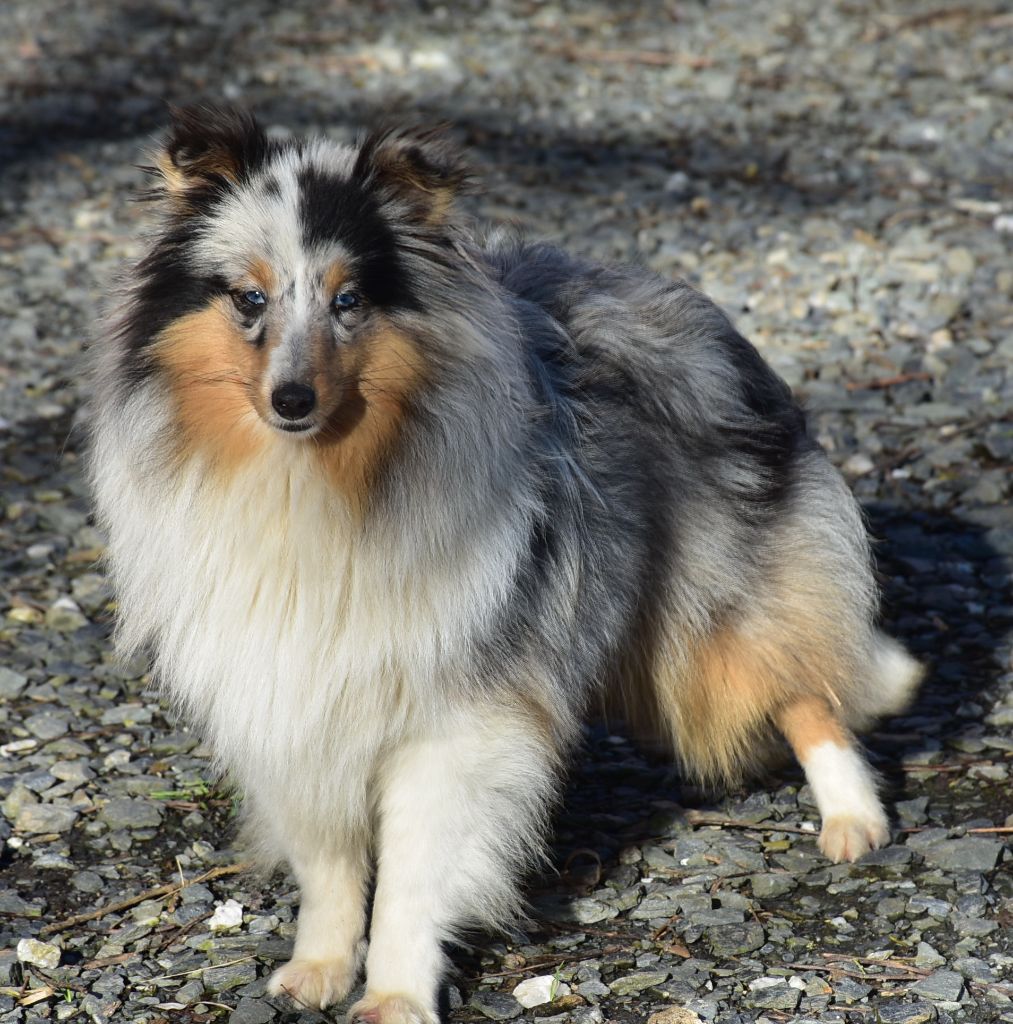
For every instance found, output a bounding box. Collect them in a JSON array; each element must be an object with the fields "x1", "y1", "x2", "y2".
[
  {"x1": 155, "y1": 105, "x2": 271, "y2": 200},
  {"x1": 355, "y1": 124, "x2": 471, "y2": 226}
]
